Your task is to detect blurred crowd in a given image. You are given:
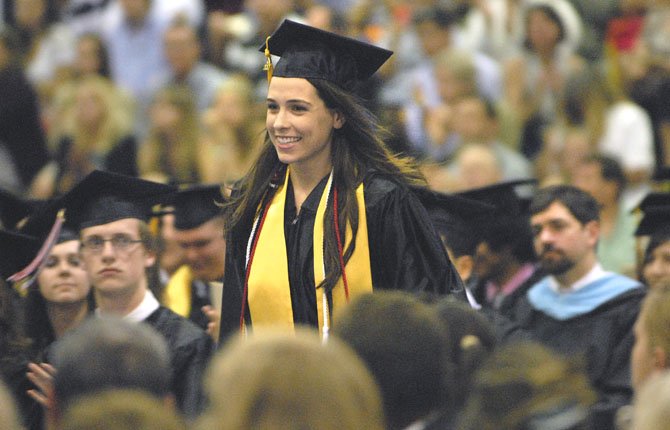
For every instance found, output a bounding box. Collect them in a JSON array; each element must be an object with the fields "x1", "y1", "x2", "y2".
[
  {"x1": 2, "y1": 1, "x2": 670, "y2": 430},
  {"x1": 0, "y1": 0, "x2": 666, "y2": 202}
]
